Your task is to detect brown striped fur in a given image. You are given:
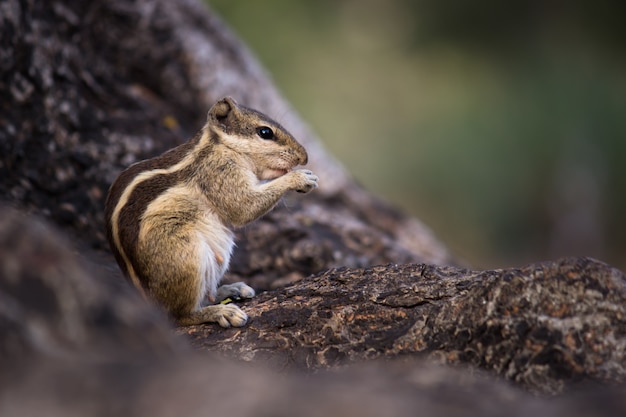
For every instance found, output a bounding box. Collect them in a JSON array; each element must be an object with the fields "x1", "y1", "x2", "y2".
[{"x1": 104, "y1": 97, "x2": 318, "y2": 327}]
